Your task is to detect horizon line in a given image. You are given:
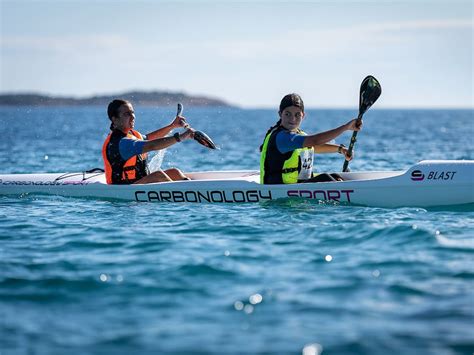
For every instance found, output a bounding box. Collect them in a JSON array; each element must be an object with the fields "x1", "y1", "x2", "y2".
[
  {"x1": 0, "y1": 104, "x2": 472, "y2": 110},
  {"x1": 1, "y1": 90, "x2": 472, "y2": 110}
]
